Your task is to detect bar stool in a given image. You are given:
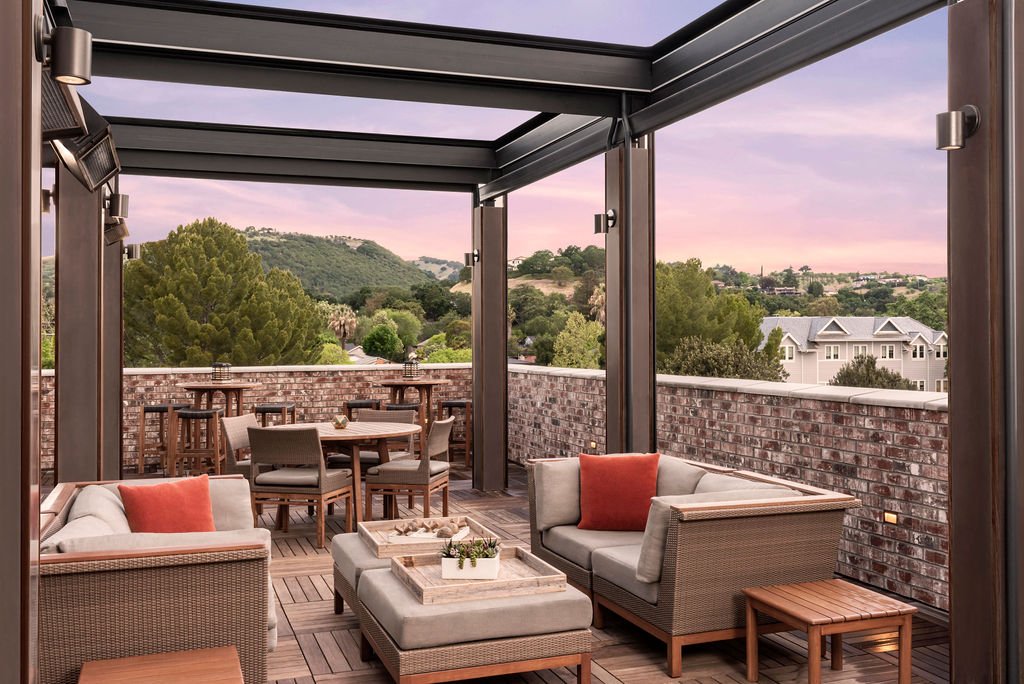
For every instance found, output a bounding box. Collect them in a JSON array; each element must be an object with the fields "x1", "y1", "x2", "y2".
[
  {"x1": 167, "y1": 407, "x2": 224, "y2": 477},
  {"x1": 136, "y1": 402, "x2": 191, "y2": 474},
  {"x1": 253, "y1": 402, "x2": 297, "y2": 426},
  {"x1": 438, "y1": 399, "x2": 473, "y2": 466},
  {"x1": 344, "y1": 398, "x2": 381, "y2": 420},
  {"x1": 386, "y1": 402, "x2": 420, "y2": 412}
]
